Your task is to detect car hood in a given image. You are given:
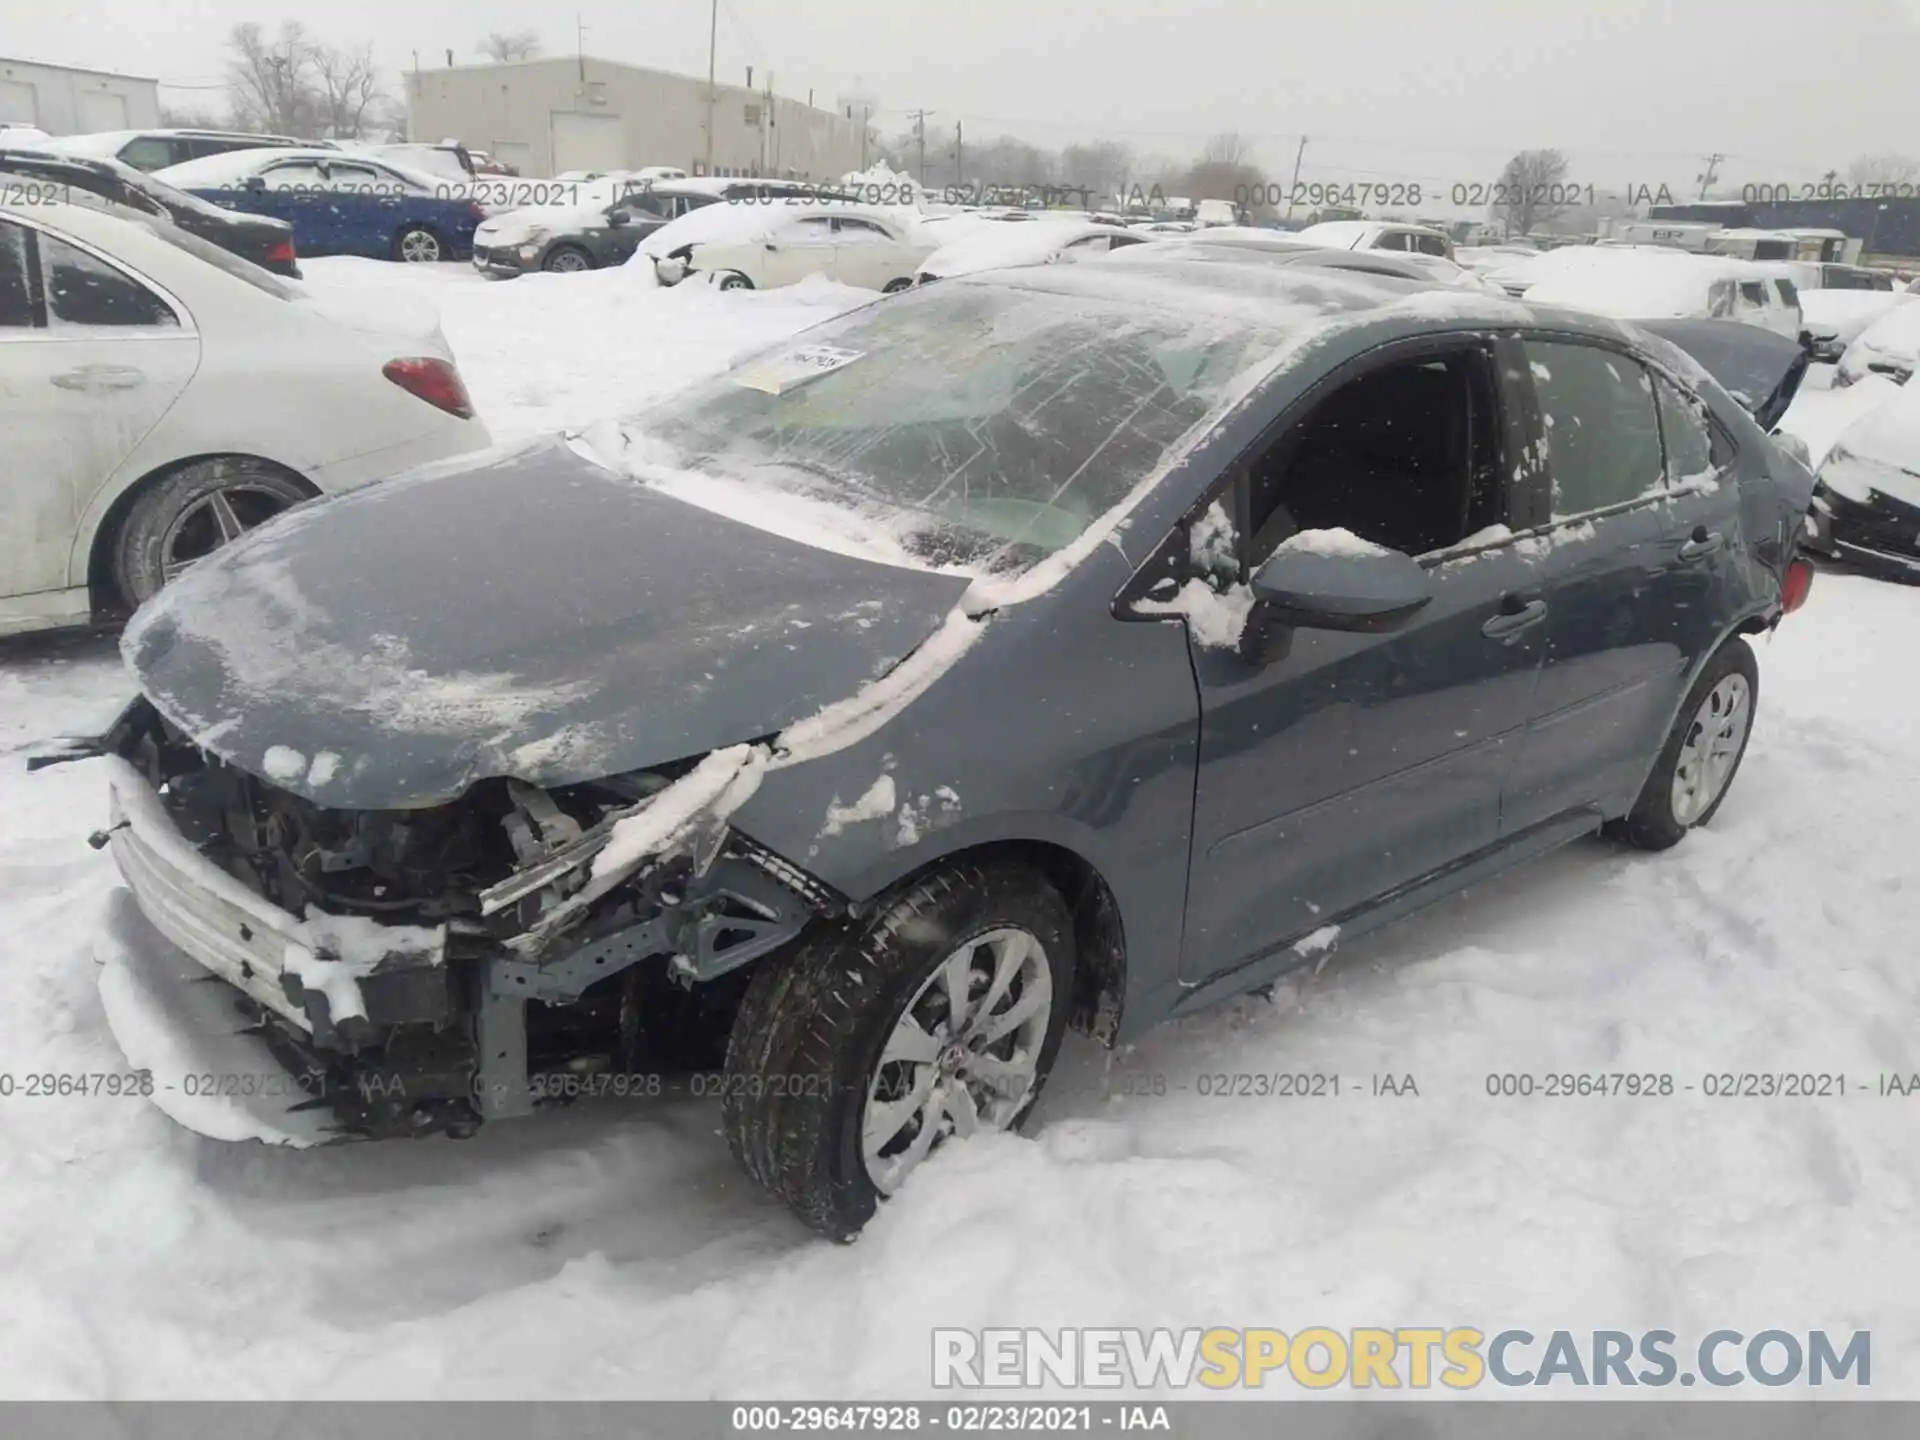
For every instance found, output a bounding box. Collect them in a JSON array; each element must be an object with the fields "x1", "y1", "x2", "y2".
[
  {"x1": 120, "y1": 438, "x2": 973, "y2": 810},
  {"x1": 1636, "y1": 318, "x2": 1810, "y2": 431}
]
